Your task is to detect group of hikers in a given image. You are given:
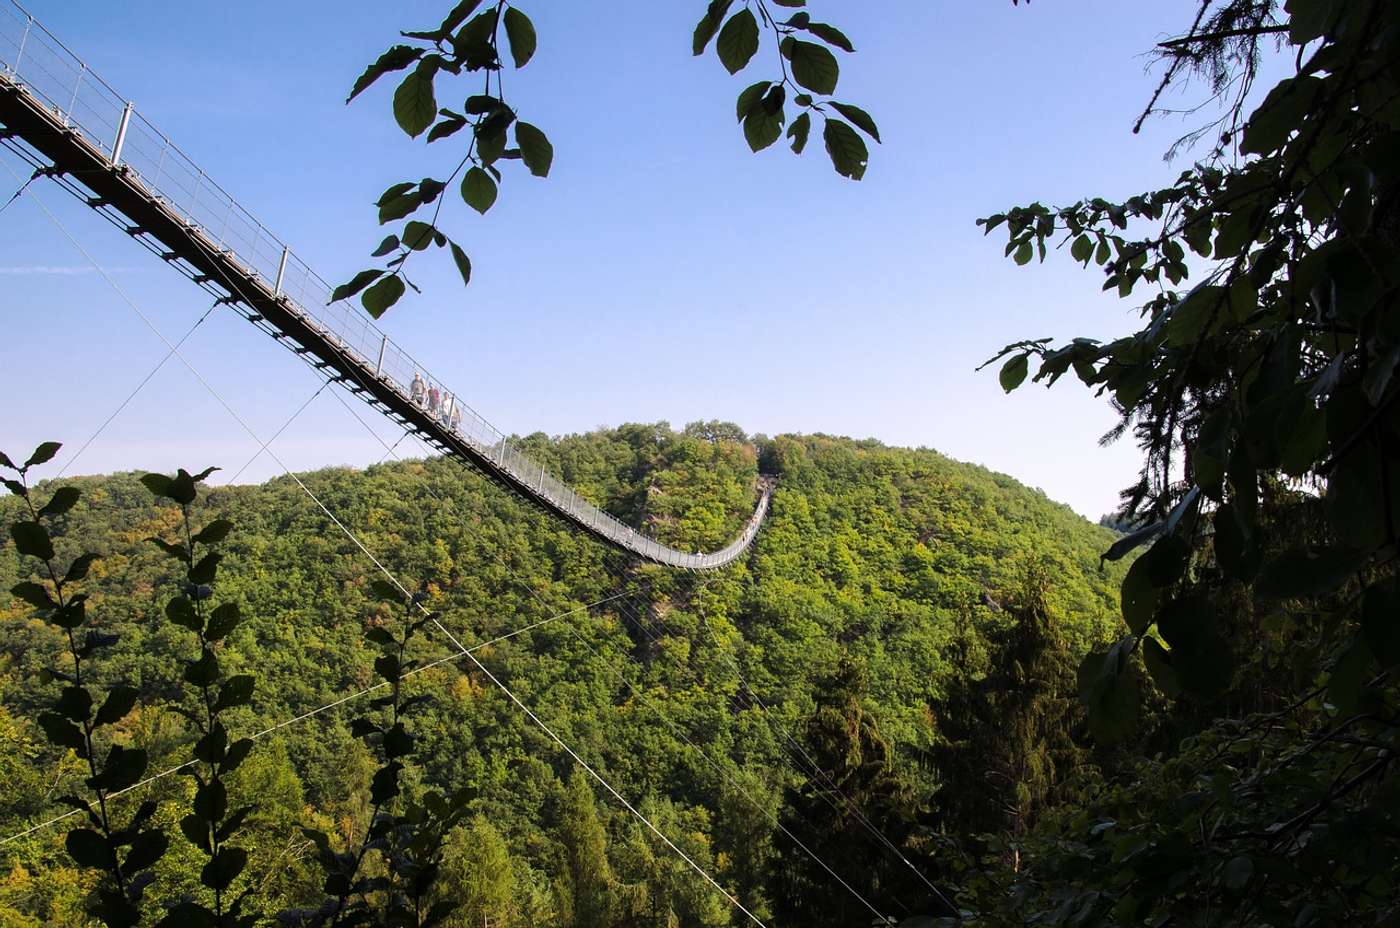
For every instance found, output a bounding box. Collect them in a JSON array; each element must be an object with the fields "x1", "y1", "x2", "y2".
[{"x1": 408, "y1": 371, "x2": 462, "y2": 432}]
